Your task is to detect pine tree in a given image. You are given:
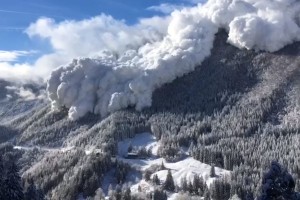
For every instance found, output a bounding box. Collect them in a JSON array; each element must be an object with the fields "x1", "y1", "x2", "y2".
[
  {"x1": 108, "y1": 184, "x2": 115, "y2": 200},
  {"x1": 128, "y1": 142, "x2": 133, "y2": 153},
  {"x1": 210, "y1": 180, "x2": 219, "y2": 200},
  {"x1": 229, "y1": 194, "x2": 241, "y2": 200},
  {"x1": 138, "y1": 185, "x2": 142, "y2": 192},
  {"x1": 180, "y1": 176, "x2": 188, "y2": 192},
  {"x1": 94, "y1": 188, "x2": 105, "y2": 200},
  {"x1": 160, "y1": 161, "x2": 166, "y2": 170},
  {"x1": 203, "y1": 187, "x2": 211, "y2": 200},
  {"x1": 199, "y1": 176, "x2": 206, "y2": 195},
  {"x1": 83, "y1": 173, "x2": 99, "y2": 197},
  {"x1": 152, "y1": 174, "x2": 160, "y2": 185},
  {"x1": 163, "y1": 170, "x2": 175, "y2": 191},
  {"x1": 24, "y1": 180, "x2": 39, "y2": 200},
  {"x1": 152, "y1": 189, "x2": 167, "y2": 200},
  {"x1": 114, "y1": 184, "x2": 122, "y2": 200},
  {"x1": 193, "y1": 174, "x2": 202, "y2": 195},
  {"x1": 210, "y1": 165, "x2": 216, "y2": 177},
  {"x1": 245, "y1": 192, "x2": 254, "y2": 200},
  {"x1": 3, "y1": 161, "x2": 24, "y2": 200},
  {"x1": 122, "y1": 185, "x2": 131, "y2": 200},
  {"x1": 188, "y1": 181, "x2": 193, "y2": 194},
  {"x1": 36, "y1": 188, "x2": 45, "y2": 200},
  {"x1": 144, "y1": 170, "x2": 151, "y2": 181},
  {"x1": 0, "y1": 155, "x2": 4, "y2": 199},
  {"x1": 258, "y1": 161, "x2": 297, "y2": 200}
]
